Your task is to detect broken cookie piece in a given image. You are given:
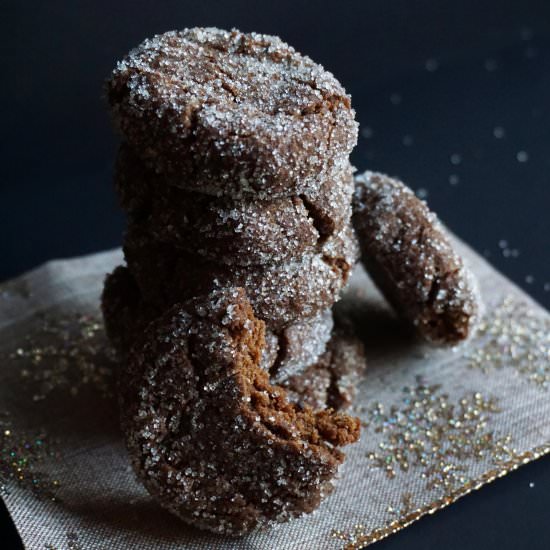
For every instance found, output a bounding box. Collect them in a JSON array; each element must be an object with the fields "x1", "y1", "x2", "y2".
[{"x1": 120, "y1": 288, "x2": 359, "y2": 535}]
